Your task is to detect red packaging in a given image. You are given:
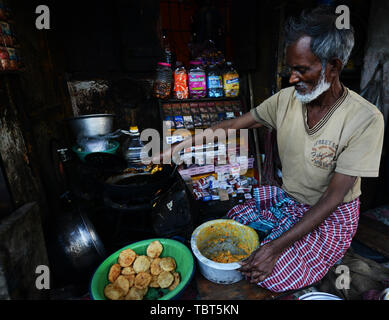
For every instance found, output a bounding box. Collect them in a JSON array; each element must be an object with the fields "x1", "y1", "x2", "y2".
[
  {"x1": 198, "y1": 177, "x2": 209, "y2": 189},
  {"x1": 174, "y1": 65, "x2": 189, "y2": 99},
  {"x1": 207, "y1": 102, "x2": 216, "y2": 110},
  {"x1": 193, "y1": 190, "x2": 204, "y2": 200},
  {"x1": 0, "y1": 46, "x2": 10, "y2": 71}
]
